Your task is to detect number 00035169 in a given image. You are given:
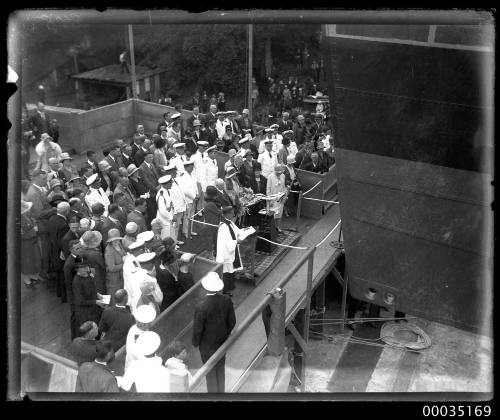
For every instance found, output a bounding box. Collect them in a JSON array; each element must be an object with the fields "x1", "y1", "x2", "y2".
[{"x1": 423, "y1": 406, "x2": 491, "y2": 417}]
